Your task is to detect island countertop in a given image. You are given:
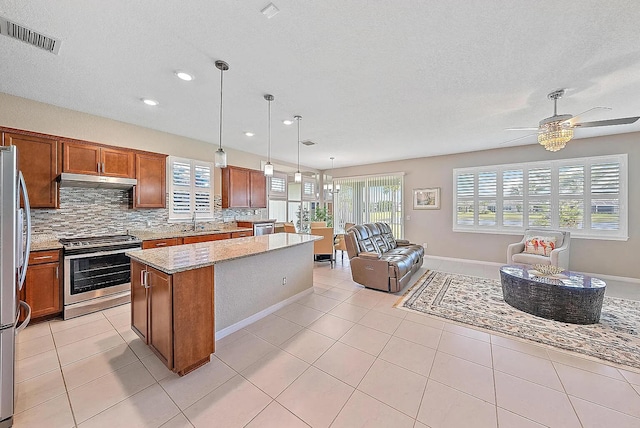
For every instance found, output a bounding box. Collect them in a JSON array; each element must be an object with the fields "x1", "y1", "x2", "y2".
[{"x1": 126, "y1": 232, "x2": 321, "y2": 274}]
